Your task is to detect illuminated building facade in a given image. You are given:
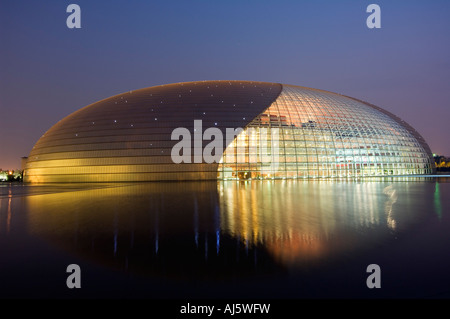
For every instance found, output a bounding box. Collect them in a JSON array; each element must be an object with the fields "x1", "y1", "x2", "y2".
[{"x1": 24, "y1": 81, "x2": 435, "y2": 182}]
